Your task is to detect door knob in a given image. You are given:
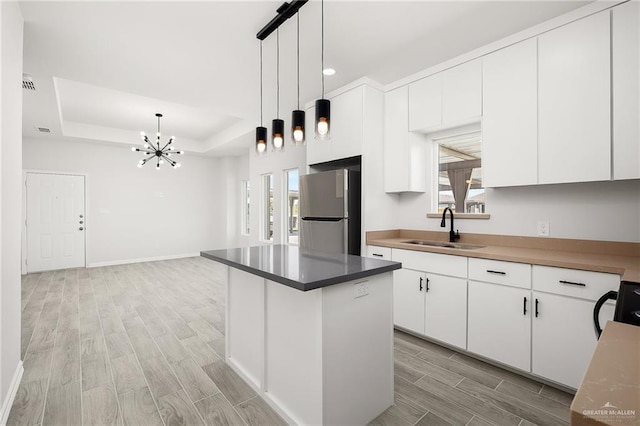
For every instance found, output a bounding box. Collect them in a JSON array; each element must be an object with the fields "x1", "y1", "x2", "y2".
[
  {"x1": 79, "y1": 227, "x2": 84, "y2": 231},
  {"x1": 79, "y1": 214, "x2": 83, "y2": 218},
  {"x1": 79, "y1": 221, "x2": 84, "y2": 224}
]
